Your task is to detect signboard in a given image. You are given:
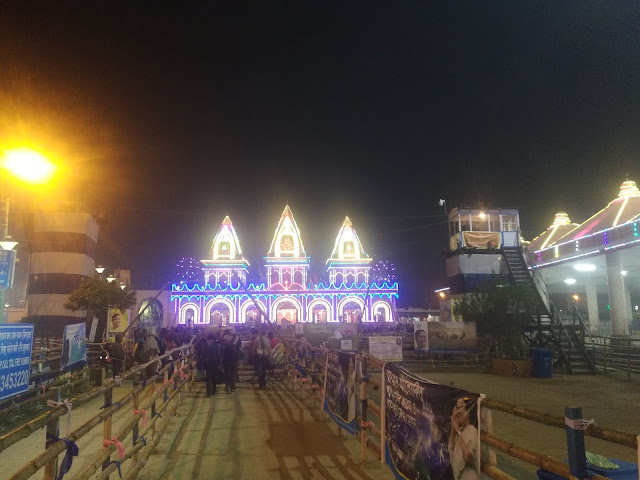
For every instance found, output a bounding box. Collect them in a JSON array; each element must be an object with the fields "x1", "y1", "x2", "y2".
[
  {"x1": 0, "y1": 324, "x2": 34, "y2": 401},
  {"x1": 428, "y1": 322, "x2": 477, "y2": 352},
  {"x1": 414, "y1": 321, "x2": 429, "y2": 352},
  {"x1": 323, "y1": 350, "x2": 358, "y2": 435},
  {"x1": 382, "y1": 363, "x2": 482, "y2": 480},
  {"x1": 369, "y1": 336, "x2": 403, "y2": 362},
  {"x1": 0, "y1": 249, "x2": 17, "y2": 290},
  {"x1": 302, "y1": 323, "x2": 358, "y2": 351},
  {"x1": 107, "y1": 308, "x2": 130, "y2": 343},
  {"x1": 61, "y1": 322, "x2": 87, "y2": 370}
]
